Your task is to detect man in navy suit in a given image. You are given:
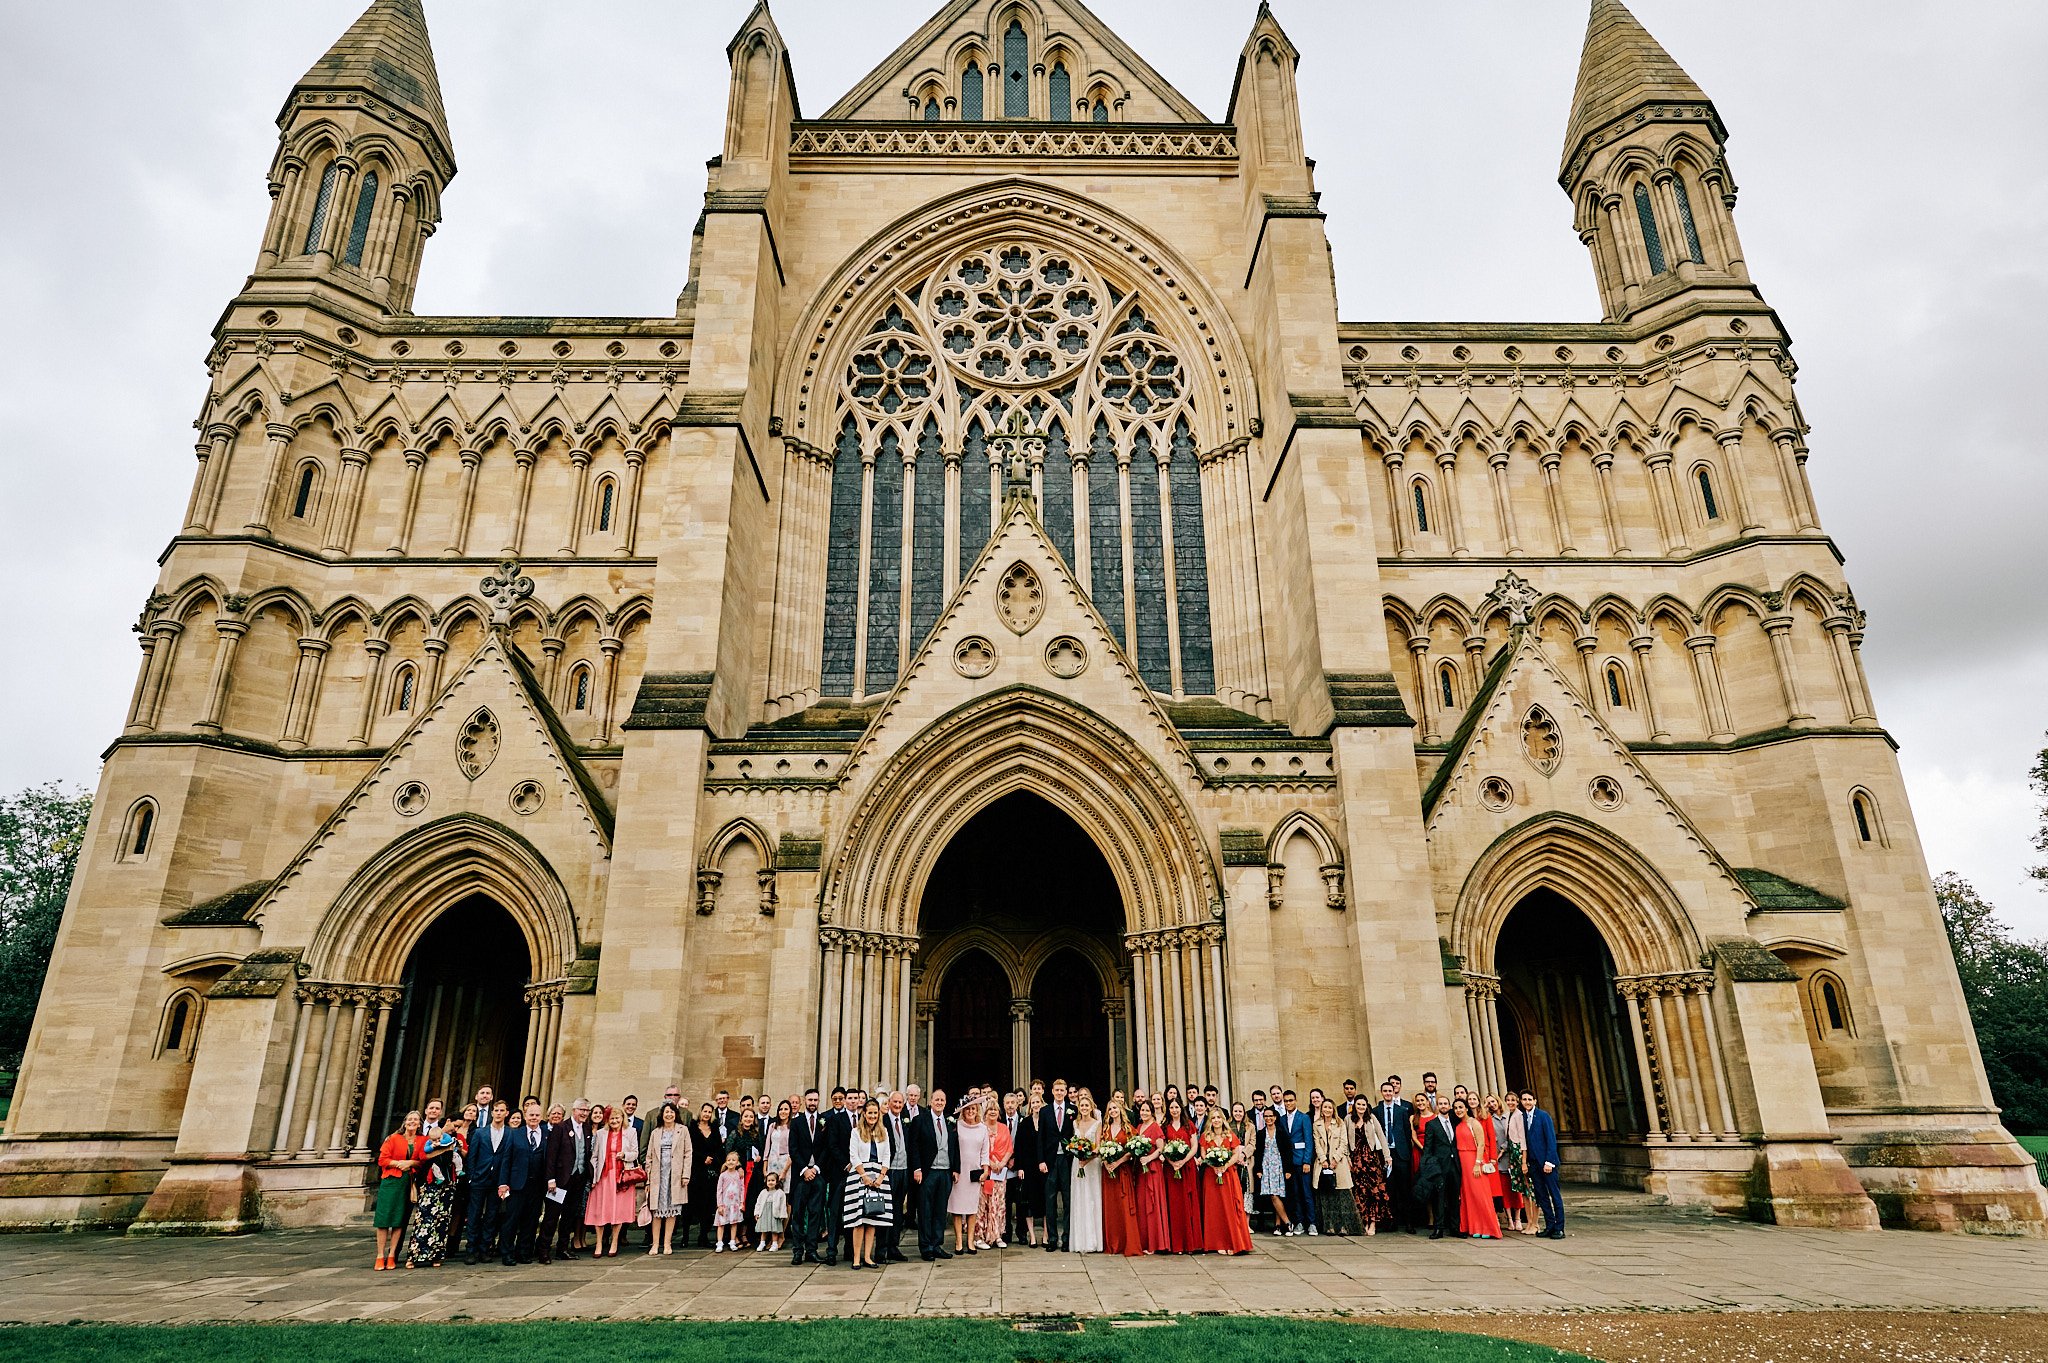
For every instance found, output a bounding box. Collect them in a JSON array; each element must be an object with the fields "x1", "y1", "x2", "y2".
[
  {"x1": 1278, "y1": 1090, "x2": 1317, "y2": 1235},
  {"x1": 1520, "y1": 1090, "x2": 1564, "y2": 1238},
  {"x1": 463, "y1": 1099, "x2": 513, "y2": 1264},
  {"x1": 1374, "y1": 1078, "x2": 1417, "y2": 1231},
  {"x1": 495, "y1": 1105, "x2": 544, "y2": 1264}
]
